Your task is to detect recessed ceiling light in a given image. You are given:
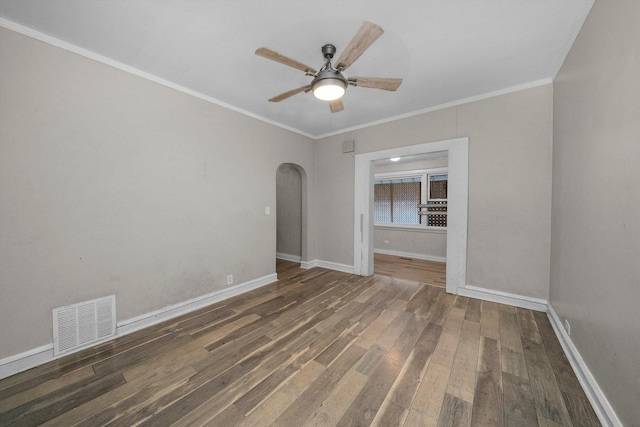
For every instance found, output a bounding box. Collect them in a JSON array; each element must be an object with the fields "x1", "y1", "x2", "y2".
[{"x1": 390, "y1": 157, "x2": 401, "y2": 162}]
